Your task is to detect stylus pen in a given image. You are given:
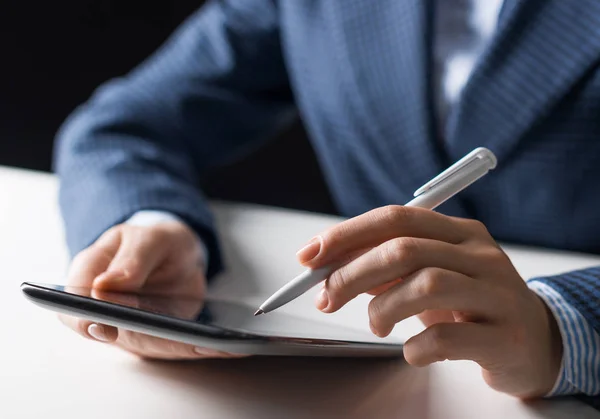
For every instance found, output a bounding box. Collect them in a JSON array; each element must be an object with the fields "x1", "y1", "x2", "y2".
[{"x1": 254, "y1": 147, "x2": 498, "y2": 316}]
